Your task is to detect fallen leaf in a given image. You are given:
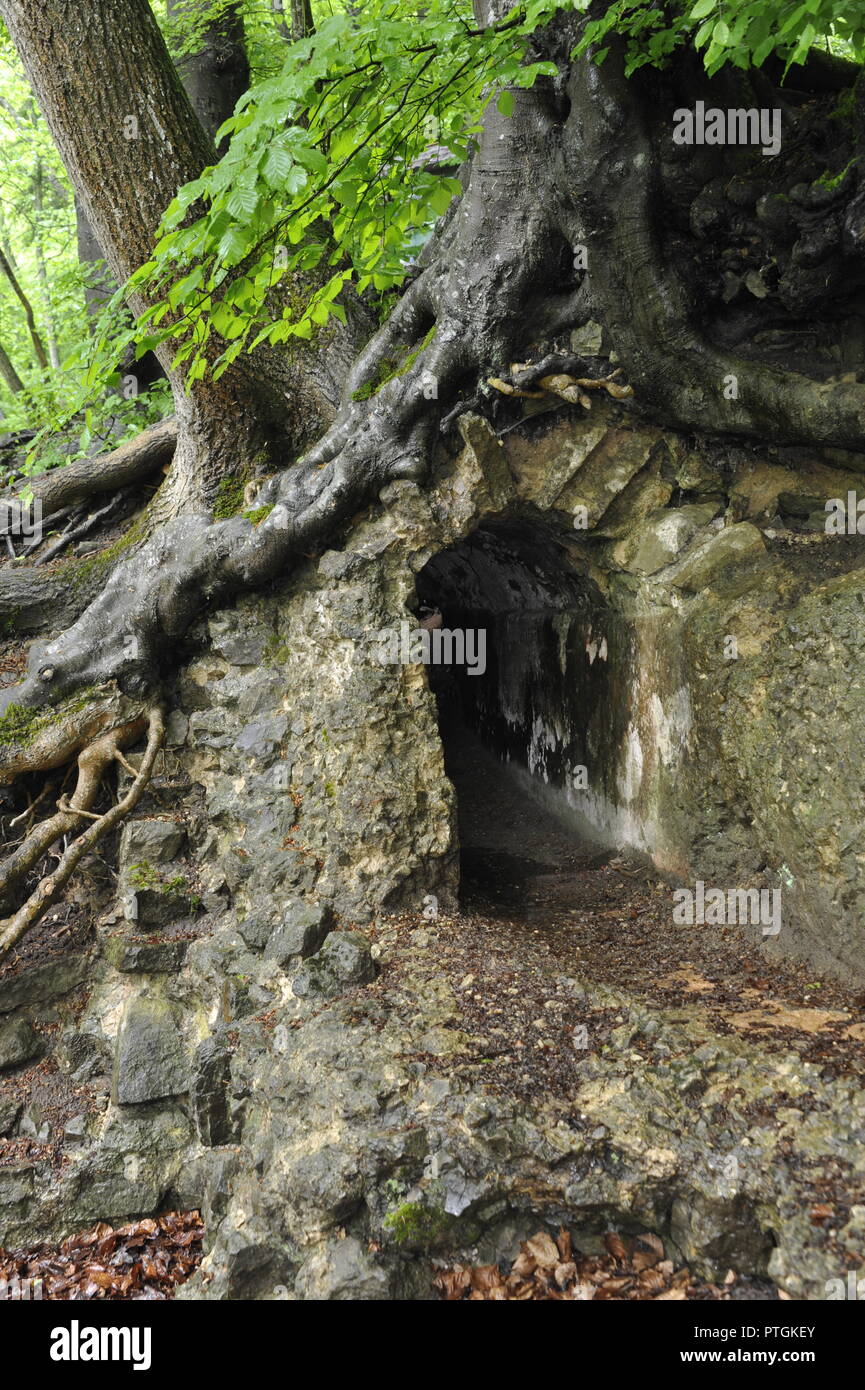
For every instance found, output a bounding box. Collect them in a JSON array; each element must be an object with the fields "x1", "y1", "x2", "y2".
[
  {"x1": 525, "y1": 1232, "x2": 560, "y2": 1268},
  {"x1": 604, "y1": 1231, "x2": 628, "y2": 1262},
  {"x1": 470, "y1": 1264, "x2": 504, "y2": 1293}
]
